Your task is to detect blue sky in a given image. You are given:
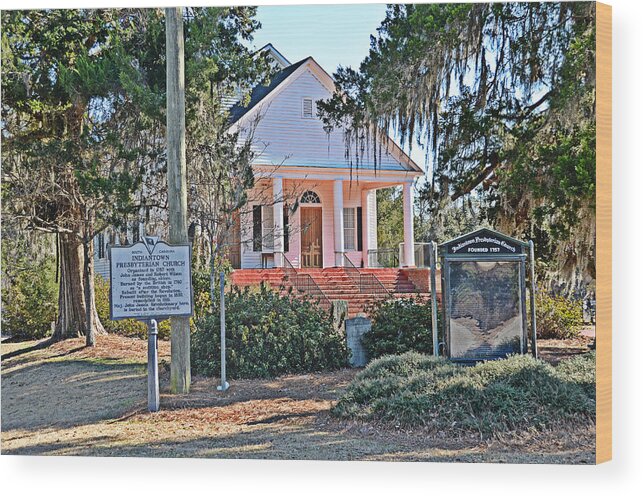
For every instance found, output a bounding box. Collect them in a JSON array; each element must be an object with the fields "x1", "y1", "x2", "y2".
[{"x1": 250, "y1": 4, "x2": 387, "y2": 73}]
